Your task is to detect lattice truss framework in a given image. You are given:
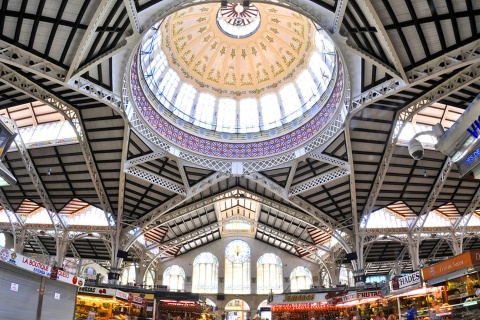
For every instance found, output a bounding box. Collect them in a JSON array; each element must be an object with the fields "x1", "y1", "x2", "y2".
[{"x1": 0, "y1": 0, "x2": 479, "y2": 277}]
